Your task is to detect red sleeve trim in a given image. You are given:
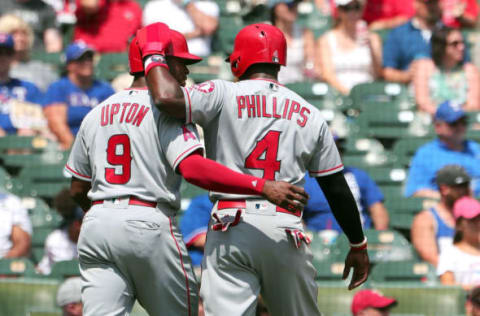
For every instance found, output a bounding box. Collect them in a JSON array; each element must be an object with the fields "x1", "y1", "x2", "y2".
[
  {"x1": 185, "y1": 232, "x2": 207, "y2": 247},
  {"x1": 173, "y1": 144, "x2": 203, "y2": 168},
  {"x1": 184, "y1": 87, "x2": 192, "y2": 124},
  {"x1": 65, "y1": 164, "x2": 91, "y2": 179},
  {"x1": 310, "y1": 164, "x2": 344, "y2": 175}
]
